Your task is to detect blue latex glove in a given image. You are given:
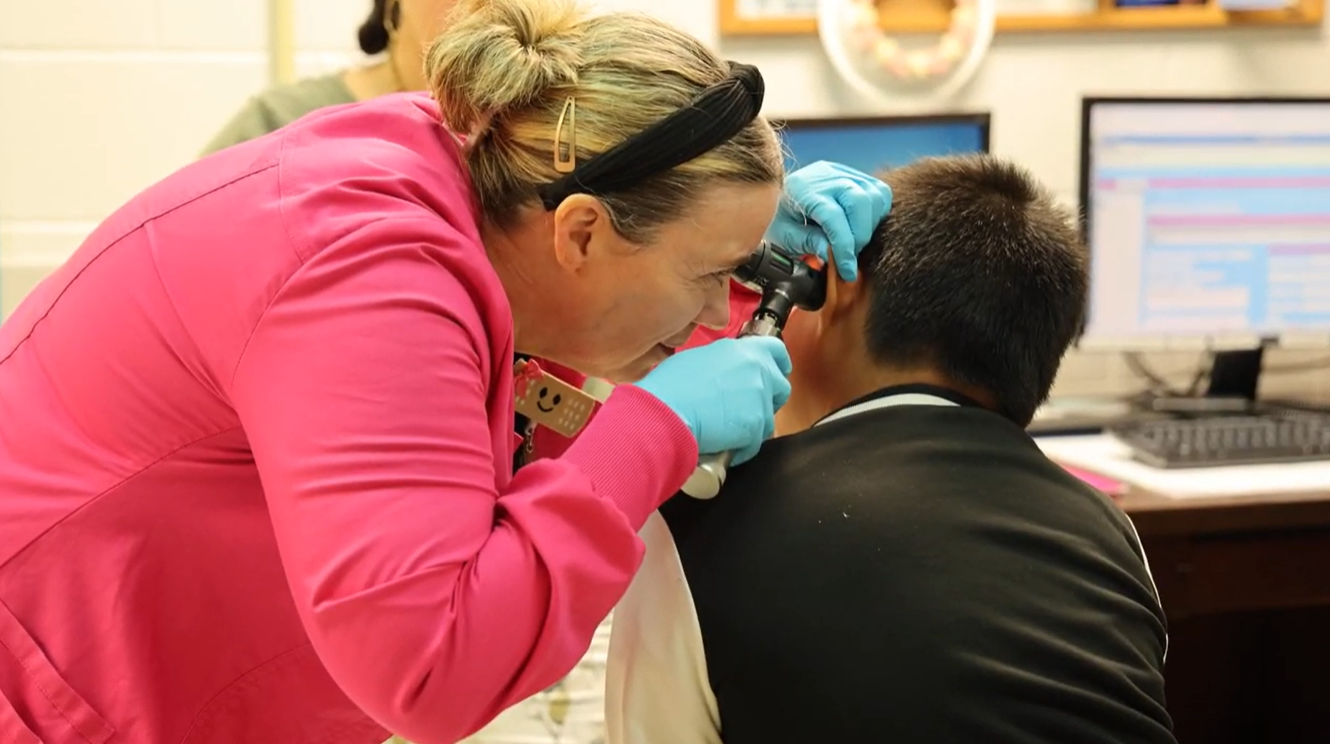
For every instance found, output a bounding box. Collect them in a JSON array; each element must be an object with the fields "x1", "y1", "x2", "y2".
[
  {"x1": 764, "y1": 161, "x2": 894, "y2": 282},
  {"x1": 635, "y1": 336, "x2": 792, "y2": 466}
]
